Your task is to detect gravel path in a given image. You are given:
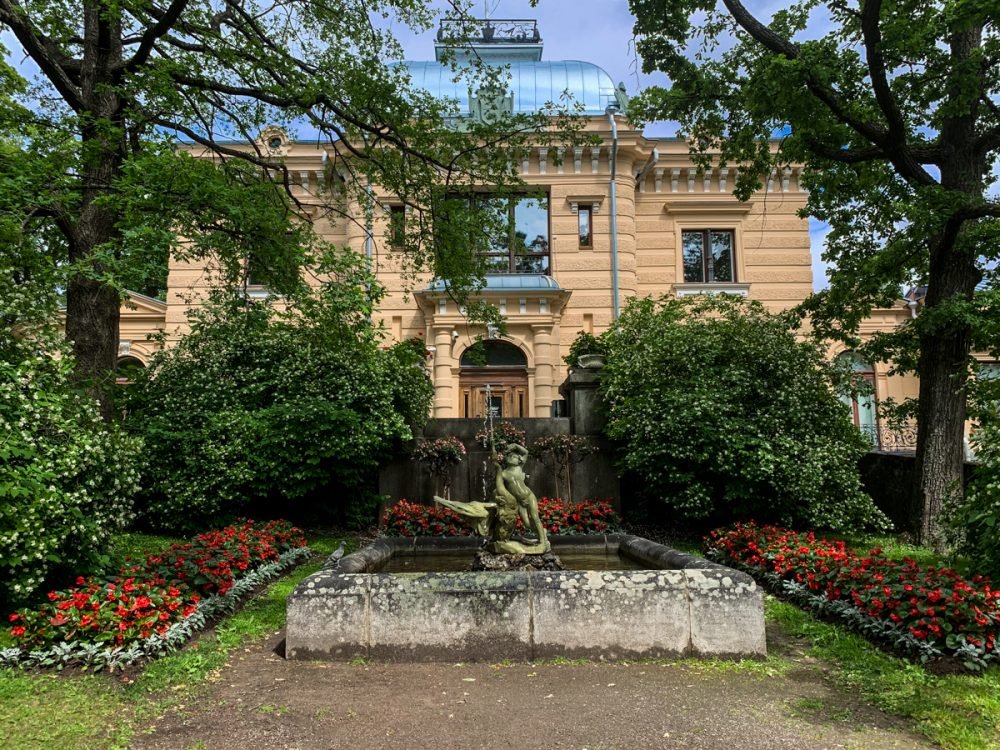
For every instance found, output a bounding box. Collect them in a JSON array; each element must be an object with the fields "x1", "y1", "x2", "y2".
[{"x1": 130, "y1": 625, "x2": 934, "y2": 750}]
